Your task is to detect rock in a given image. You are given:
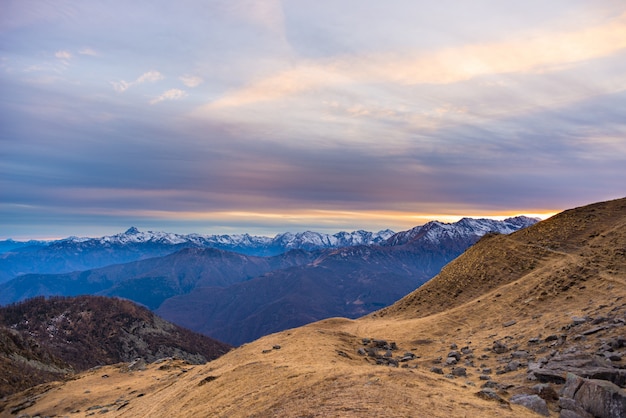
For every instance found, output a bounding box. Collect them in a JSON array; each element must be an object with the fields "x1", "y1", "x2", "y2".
[
  {"x1": 336, "y1": 350, "x2": 350, "y2": 358},
  {"x1": 503, "y1": 320, "x2": 517, "y2": 327},
  {"x1": 273, "y1": 345, "x2": 281, "y2": 350},
  {"x1": 357, "y1": 347, "x2": 367, "y2": 356},
  {"x1": 559, "y1": 397, "x2": 594, "y2": 418},
  {"x1": 450, "y1": 343, "x2": 458, "y2": 350},
  {"x1": 505, "y1": 360, "x2": 522, "y2": 372},
  {"x1": 562, "y1": 372, "x2": 626, "y2": 418},
  {"x1": 581, "y1": 326, "x2": 608, "y2": 336},
  {"x1": 447, "y1": 351, "x2": 461, "y2": 361},
  {"x1": 383, "y1": 350, "x2": 393, "y2": 358},
  {"x1": 451, "y1": 367, "x2": 467, "y2": 377},
  {"x1": 461, "y1": 346, "x2": 473, "y2": 355},
  {"x1": 479, "y1": 375, "x2": 491, "y2": 380},
  {"x1": 511, "y1": 350, "x2": 530, "y2": 359},
  {"x1": 532, "y1": 383, "x2": 559, "y2": 401},
  {"x1": 445, "y1": 357, "x2": 458, "y2": 366},
  {"x1": 510, "y1": 394, "x2": 549, "y2": 416},
  {"x1": 531, "y1": 352, "x2": 626, "y2": 387},
  {"x1": 362, "y1": 338, "x2": 371, "y2": 345},
  {"x1": 574, "y1": 378, "x2": 626, "y2": 418},
  {"x1": 545, "y1": 335, "x2": 559, "y2": 342},
  {"x1": 493, "y1": 340, "x2": 508, "y2": 354},
  {"x1": 475, "y1": 388, "x2": 508, "y2": 404},
  {"x1": 127, "y1": 358, "x2": 147, "y2": 372},
  {"x1": 607, "y1": 336, "x2": 625, "y2": 350},
  {"x1": 372, "y1": 339, "x2": 388, "y2": 348},
  {"x1": 533, "y1": 369, "x2": 567, "y2": 384},
  {"x1": 572, "y1": 317, "x2": 588, "y2": 325},
  {"x1": 529, "y1": 337, "x2": 542, "y2": 344},
  {"x1": 430, "y1": 367, "x2": 444, "y2": 374}
]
